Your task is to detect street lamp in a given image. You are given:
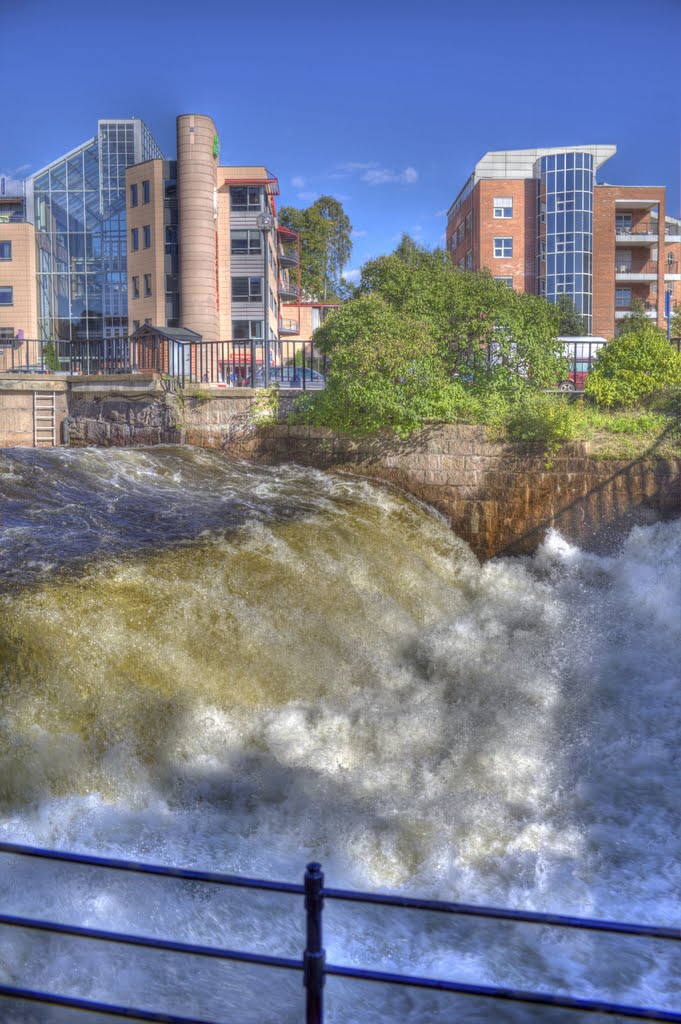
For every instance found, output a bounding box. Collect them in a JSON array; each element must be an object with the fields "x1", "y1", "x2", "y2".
[{"x1": 257, "y1": 211, "x2": 275, "y2": 387}]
